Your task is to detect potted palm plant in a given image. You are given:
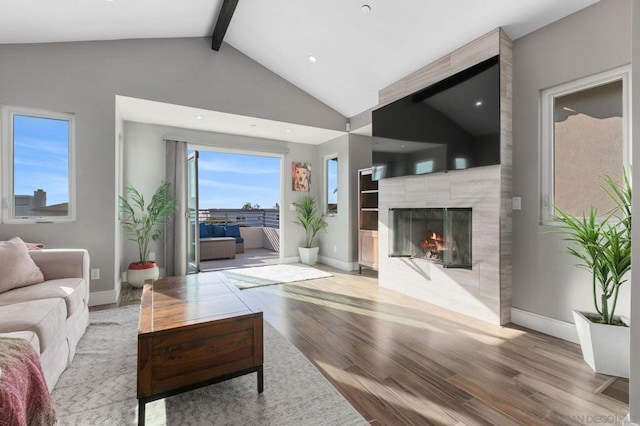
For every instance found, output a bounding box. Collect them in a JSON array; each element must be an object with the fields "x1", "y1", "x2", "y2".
[
  {"x1": 552, "y1": 171, "x2": 631, "y2": 377},
  {"x1": 293, "y1": 194, "x2": 328, "y2": 265},
  {"x1": 119, "y1": 181, "x2": 176, "y2": 287}
]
